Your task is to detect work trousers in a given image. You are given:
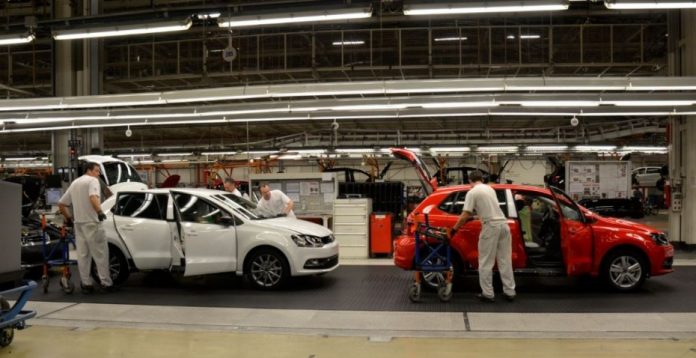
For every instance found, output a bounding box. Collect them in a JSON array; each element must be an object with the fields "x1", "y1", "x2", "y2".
[
  {"x1": 74, "y1": 222, "x2": 113, "y2": 287},
  {"x1": 478, "y1": 221, "x2": 516, "y2": 298}
]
